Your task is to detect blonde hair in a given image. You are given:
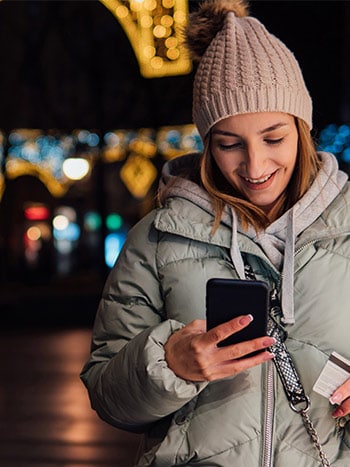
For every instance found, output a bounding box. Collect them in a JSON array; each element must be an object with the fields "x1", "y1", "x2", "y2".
[{"x1": 200, "y1": 118, "x2": 322, "y2": 231}]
